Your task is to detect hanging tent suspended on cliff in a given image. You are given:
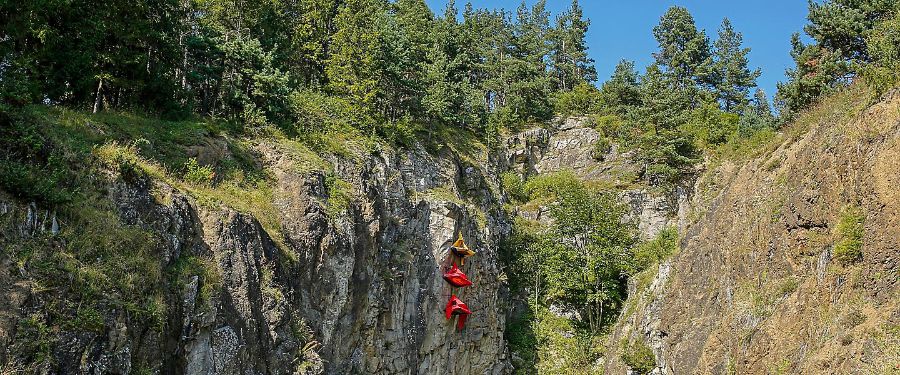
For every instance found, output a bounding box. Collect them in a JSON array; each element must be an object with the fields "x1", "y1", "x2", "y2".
[
  {"x1": 445, "y1": 295, "x2": 472, "y2": 330},
  {"x1": 450, "y1": 232, "x2": 476, "y2": 264},
  {"x1": 442, "y1": 263, "x2": 473, "y2": 287}
]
